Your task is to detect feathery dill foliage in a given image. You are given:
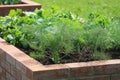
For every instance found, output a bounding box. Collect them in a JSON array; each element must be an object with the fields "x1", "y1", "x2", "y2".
[
  {"x1": 84, "y1": 12, "x2": 120, "y2": 51},
  {"x1": 83, "y1": 12, "x2": 120, "y2": 59},
  {"x1": 0, "y1": 0, "x2": 21, "y2": 5},
  {"x1": 21, "y1": 9, "x2": 84, "y2": 63}
]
